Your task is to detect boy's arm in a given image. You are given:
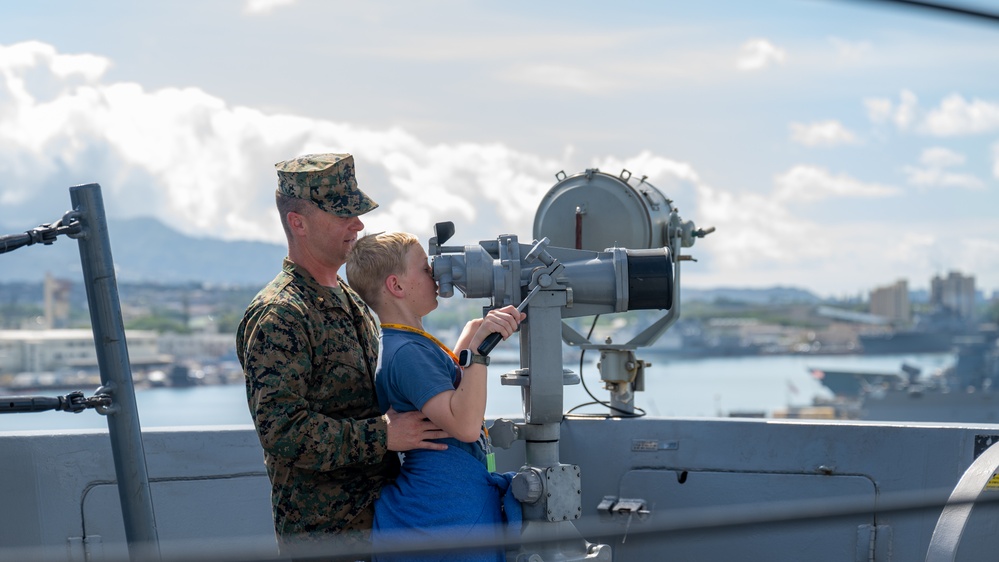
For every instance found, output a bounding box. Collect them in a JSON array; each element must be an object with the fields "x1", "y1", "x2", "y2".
[
  {"x1": 423, "y1": 305, "x2": 525, "y2": 442},
  {"x1": 421, "y1": 364, "x2": 487, "y2": 442},
  {"x1": 453, "y1": 318, "x2": 483, "y2": 353}
]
